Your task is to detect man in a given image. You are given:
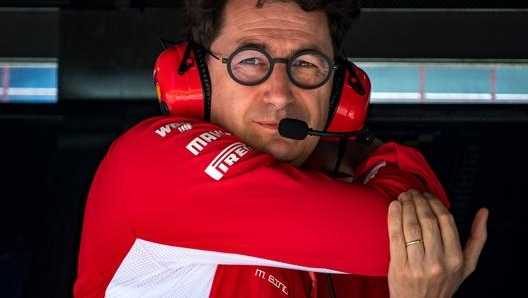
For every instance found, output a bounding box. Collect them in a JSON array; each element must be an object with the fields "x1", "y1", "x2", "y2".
[{"x1": 73, "y1": 0, "x2": 488, "y2": 297}]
